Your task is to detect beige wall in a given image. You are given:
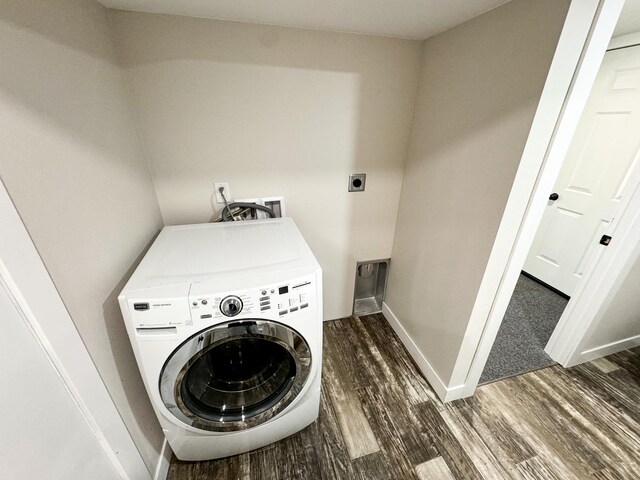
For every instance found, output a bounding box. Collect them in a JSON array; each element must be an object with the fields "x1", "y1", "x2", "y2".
[
  {"x1": 386, "y1": 0, "x2": 570, "y2": 384},
  {"x1": 0, "y1": 0, "x2": 164, "y2": 473},
  {"x1": 0, "y1": 0, "x2": 577, "y2": 466},
  {"x1": 108, "y1": 12, "x2": 422, "y2": 320}
]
